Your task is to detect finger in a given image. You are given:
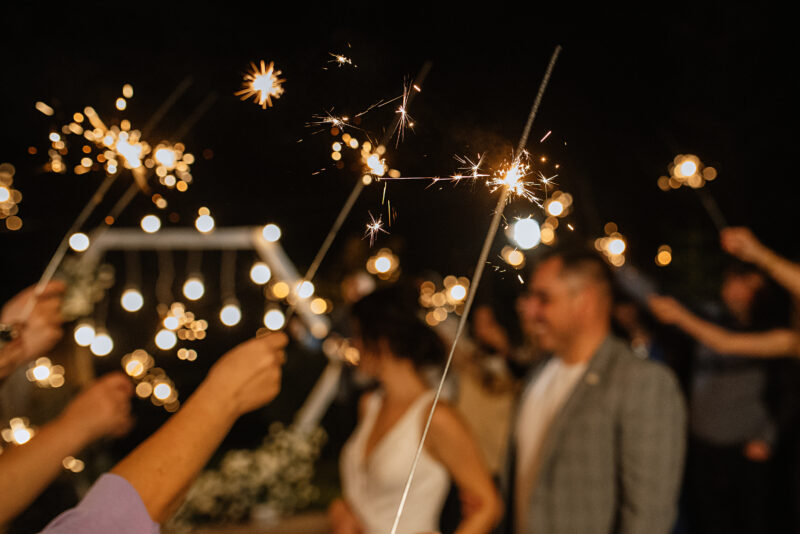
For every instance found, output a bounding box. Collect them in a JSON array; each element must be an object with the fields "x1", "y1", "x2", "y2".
[
  {"x1": 36, "y1": 281, "x2": 67, "y2": 299},
  {"x1": 259, "y1": 332, "x2": 289, "y2": 351}
]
